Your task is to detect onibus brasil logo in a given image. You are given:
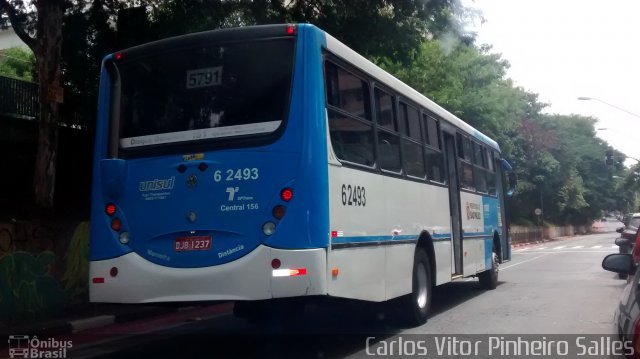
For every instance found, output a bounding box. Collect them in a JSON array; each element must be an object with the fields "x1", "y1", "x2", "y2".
[{"x1": 7, "y1": 335, "x2": 72, "y2": 358}]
